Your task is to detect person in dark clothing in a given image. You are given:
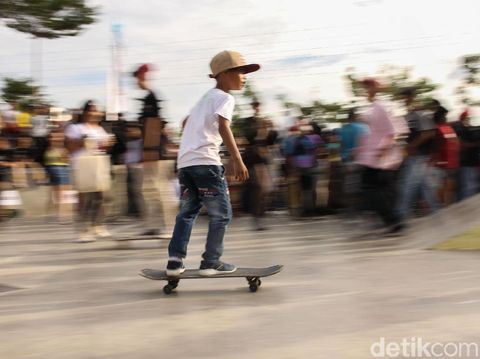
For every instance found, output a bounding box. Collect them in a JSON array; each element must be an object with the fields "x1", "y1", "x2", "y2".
[
  {"x1": 159, "y1": 119, "x2": 171, "y2": 160},
  {"x1": 453, "y1": 110, "x2": 480, "y2": 200},
  {"x1": 282, "y1": 124, "x2": 322, "y2": 216},
  {"x1": 242, "y1": 135, "x2": 270, "y2": 230},
  {"x1": 0, "y1": 135, "x2": 16, "y2": 219},
  {"x1": 242, "y1": 101, "x2": 273, "y2": 229},
  {"x1": 13, "y1": 134, "x2": 35, "y2": 163},
  {"x1": 242, "y1": 100, "x2": 261, "y2": 143},
  {"x1": 396, "y1": 87, "x2": 438, "y2": 220},
  {"x1": 108, "y1": 114, "x2": 128, "y2": 165},
  {"x1": 0, "y1": 136, "x2": 14, "y2": 187},
  {"x1": 124, "y1": 123, "x2": 146, "y2": 219},
  {"x1": 132, "y1": 64, "x2": 169, "y2": 237},
  {"x1": 134, "y1": 64, "x2": 160, "y2": 121}
]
